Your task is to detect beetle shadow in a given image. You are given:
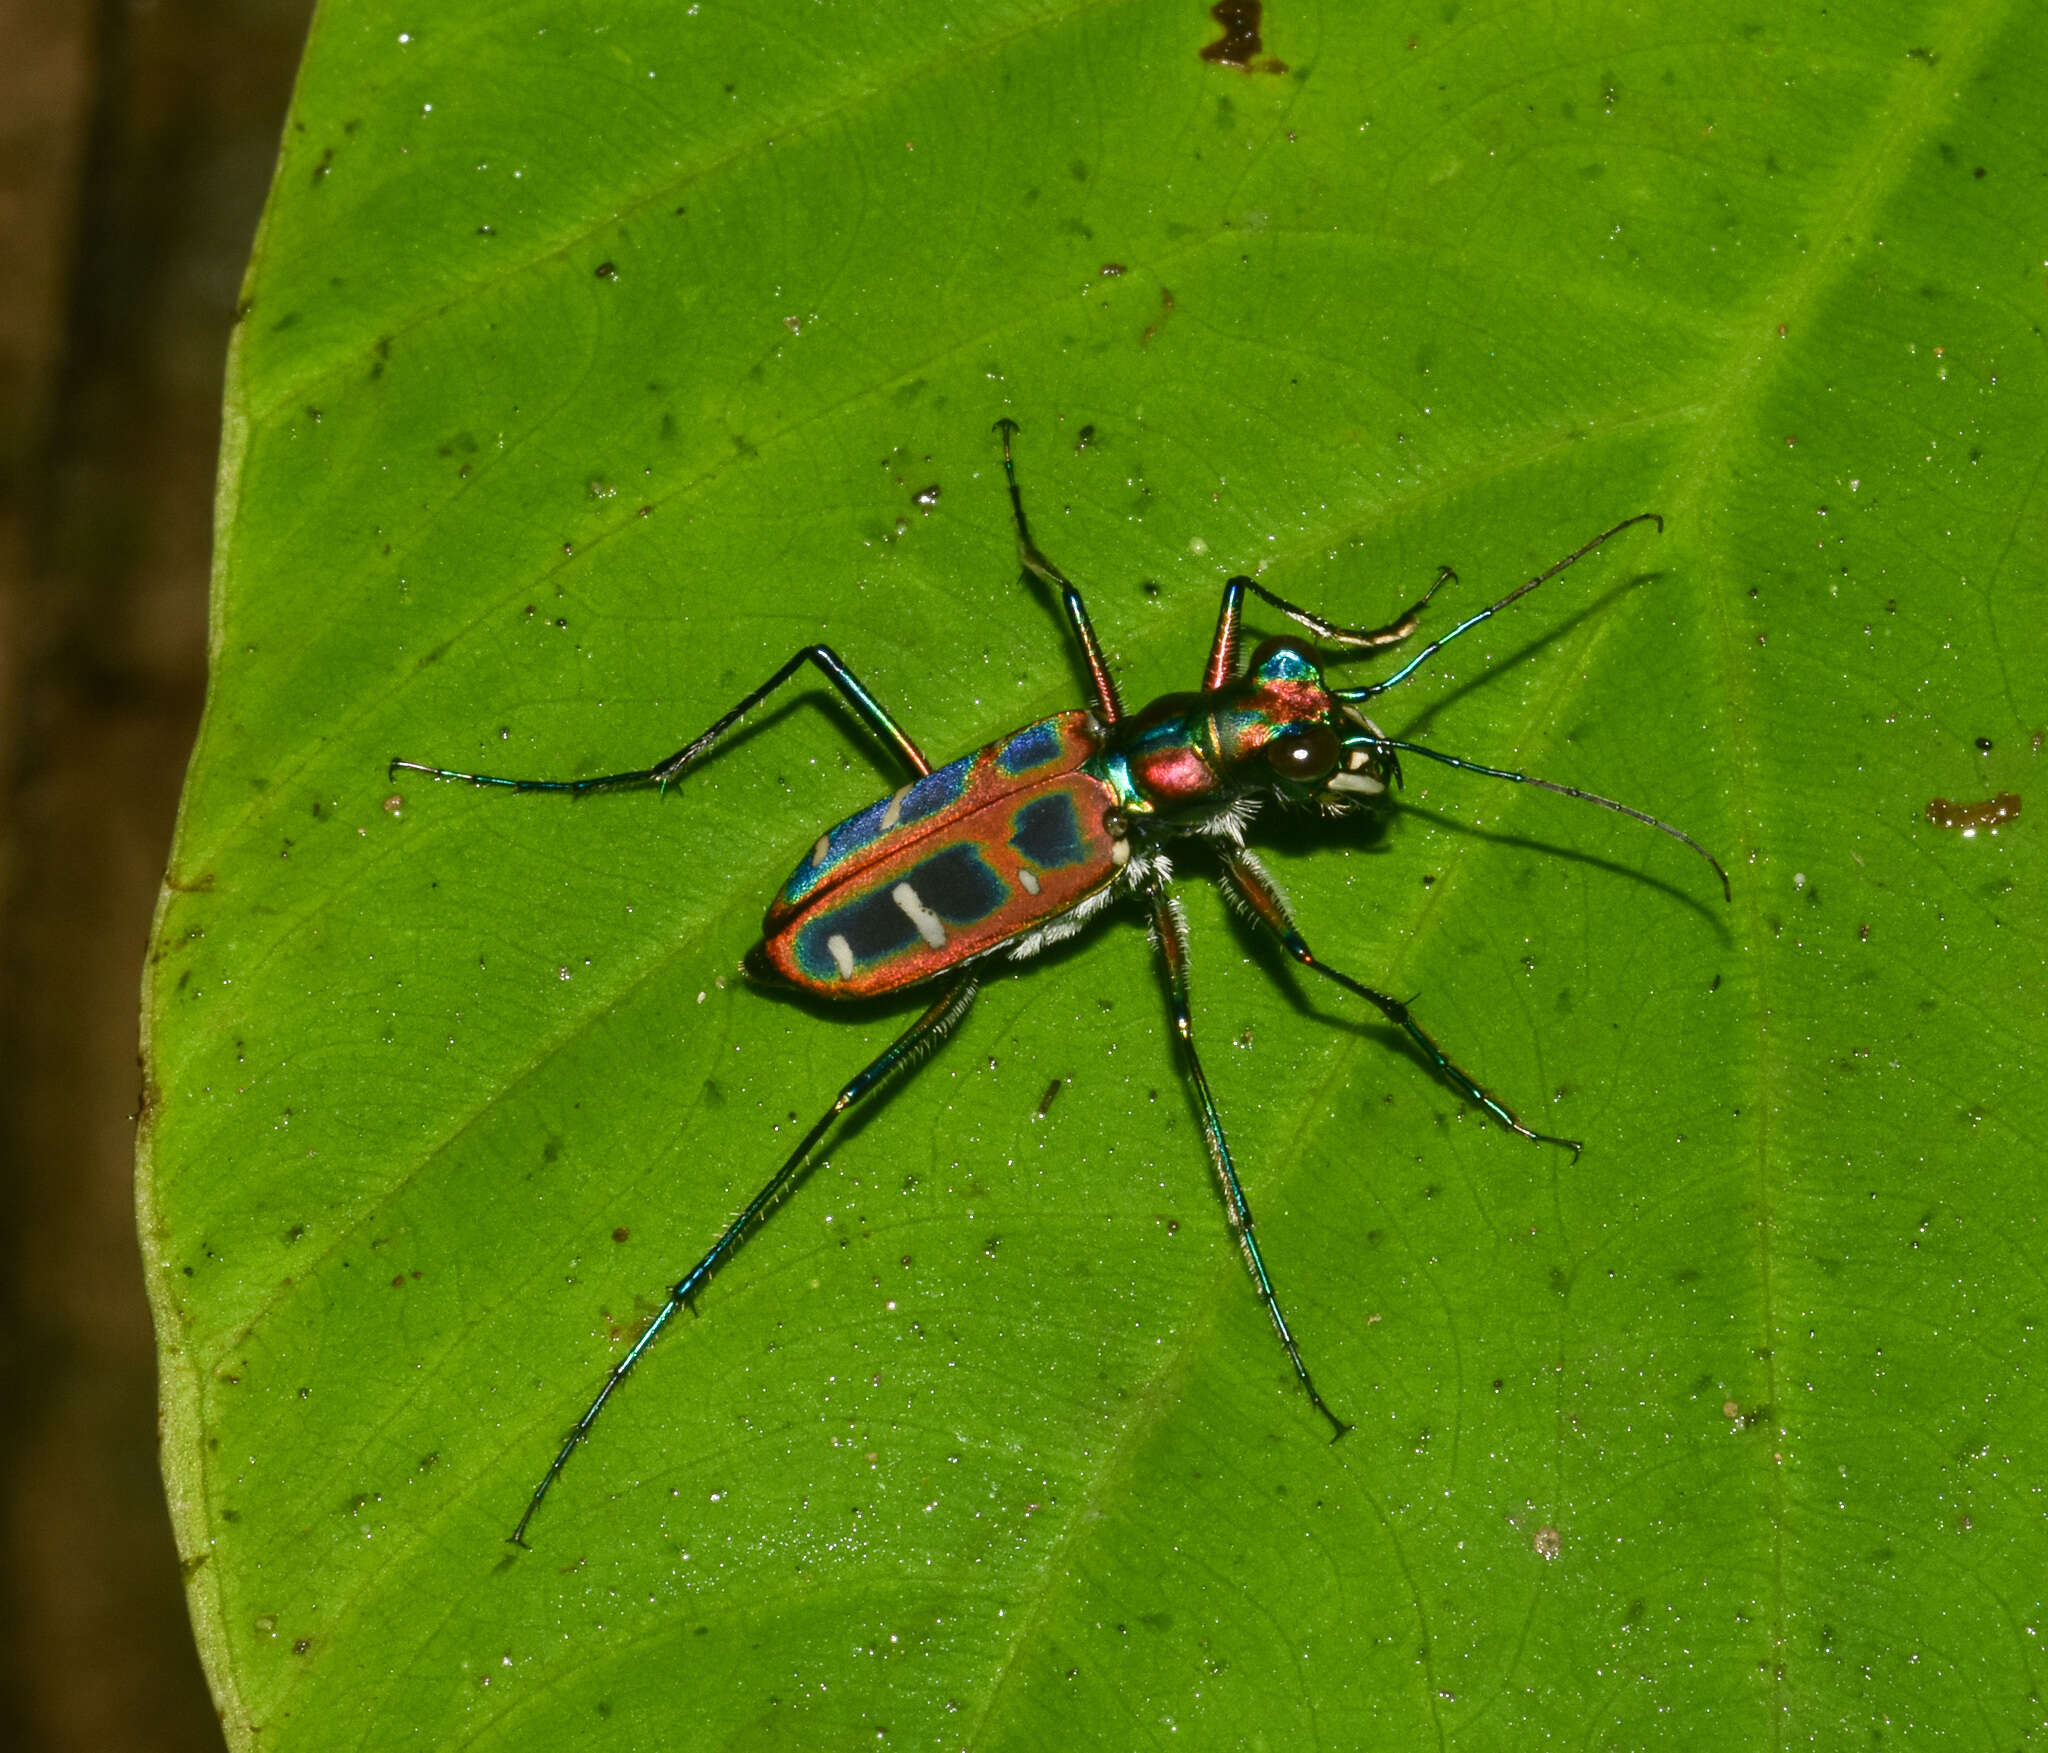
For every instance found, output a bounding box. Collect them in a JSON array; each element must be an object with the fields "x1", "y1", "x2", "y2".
[
  {"x1": 1247, "y1": 783, "x2": 1723, "y2": 929},
  {"x1": 724, "y1": 973, "x2": 956, "y2": 1162},
  {"x1": 1372, "y1": 570, "x2": 1659, "y2": 746},
  {"x1": 528, "y1": 689, "x2": 927, "y2": 808},
  {"x1": 1399, "y1": 803, "x2": 1726, "y2": 934},
  {"x1": 1182, "y1": 832, "x2": 1708, "y2": 1132},
  {"x1": 1229, "y1": 784, "x2": 1728, "y2": 987},
  {"x1": 1018, "y1": 571, "x2": 1123, "y2": 707},
  {"x1": 1212, "y1": 919, "x2": 1444, "y2": 1100},
  {"x1": 731, "y1": 901, "x2": 1165, "y2": 1166}
]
